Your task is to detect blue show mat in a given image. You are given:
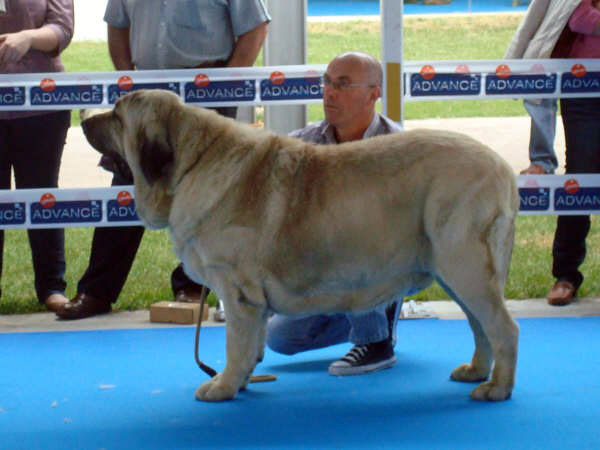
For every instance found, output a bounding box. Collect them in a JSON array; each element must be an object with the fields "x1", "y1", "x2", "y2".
[
  {"x1": 308, "y1": 0, "x2": 528, "y2": 16},
  {"x1": 1, "y1": 317, "x2": 599, "y2": 449}
]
